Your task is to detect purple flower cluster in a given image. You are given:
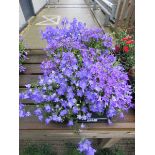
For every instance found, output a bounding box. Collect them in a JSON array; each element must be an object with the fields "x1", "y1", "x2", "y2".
[
  {"x1": 19, "y1": 64, "x2": 26, "y2": 73},
  {"x1": 78, "y1": 139, "x2": 96, "y2": 155},
  {"x1": 41, "y1": 18, "x2": 112, "y2": 55},
  {"x1": 19, "y1": 18, "x2": 133, "y2": 125},
  {"x1": 19, "y1": 103, "x2": 31, "y2": 118},
  {"x1": 19, "y1": 36, "x2": 27, "y2": 73}
]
